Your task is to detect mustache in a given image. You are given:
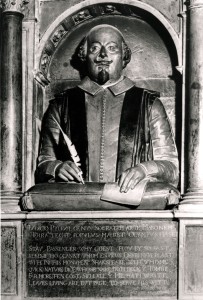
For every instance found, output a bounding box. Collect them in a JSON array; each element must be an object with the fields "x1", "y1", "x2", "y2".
[{"x1": 94, "y1": 60, "x2": 113, "y2": 66}]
